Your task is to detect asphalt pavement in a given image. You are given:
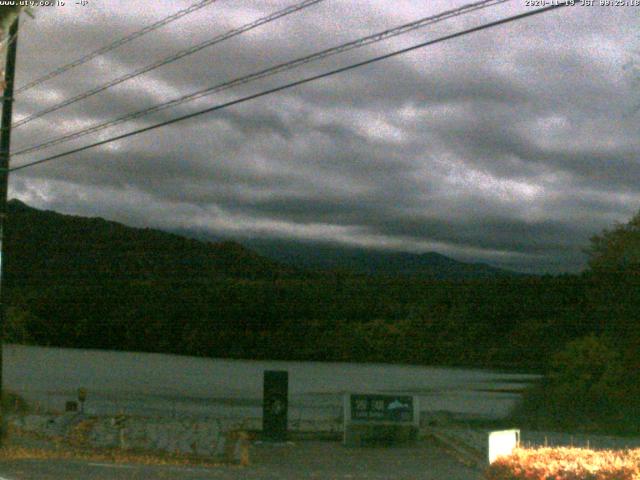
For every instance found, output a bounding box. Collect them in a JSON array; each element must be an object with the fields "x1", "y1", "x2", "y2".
[{"x1": 0, "y1": 439, "x2": 482, "y2": 480}]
